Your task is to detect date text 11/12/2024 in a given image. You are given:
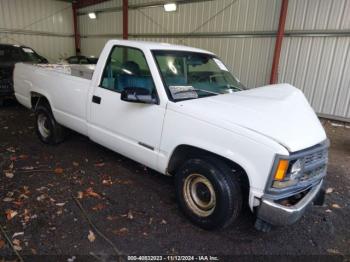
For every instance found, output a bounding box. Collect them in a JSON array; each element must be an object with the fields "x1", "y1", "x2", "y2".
[{"x1": 127, "y1": 256, "x2": 219, "y2": 261}]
